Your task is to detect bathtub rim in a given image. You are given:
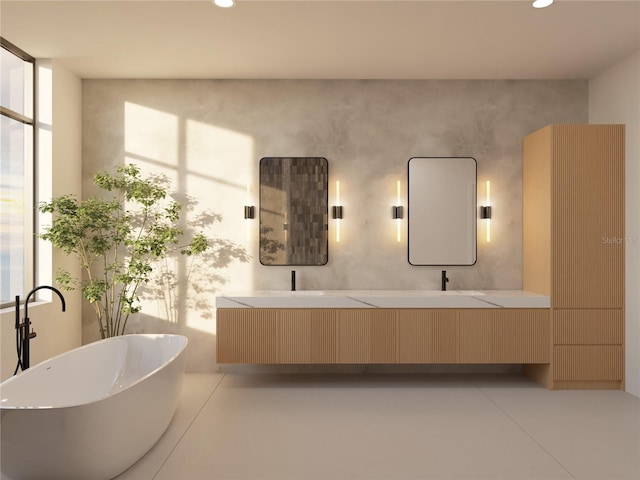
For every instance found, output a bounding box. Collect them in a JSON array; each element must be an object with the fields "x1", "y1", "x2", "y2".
[{"x1": 0, "y1": 333, "x2": 188, "y2": 410}]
